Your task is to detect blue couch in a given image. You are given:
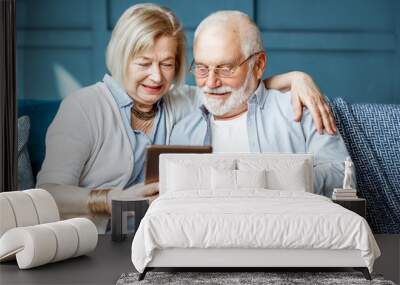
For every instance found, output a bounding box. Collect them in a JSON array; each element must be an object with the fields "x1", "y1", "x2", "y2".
[
  {"x1": 18, "y1": 98, "x2": 400, "y2": 234},
  {"x1": 18, "y1": 99, "x2": 61, "y2": 178}
]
